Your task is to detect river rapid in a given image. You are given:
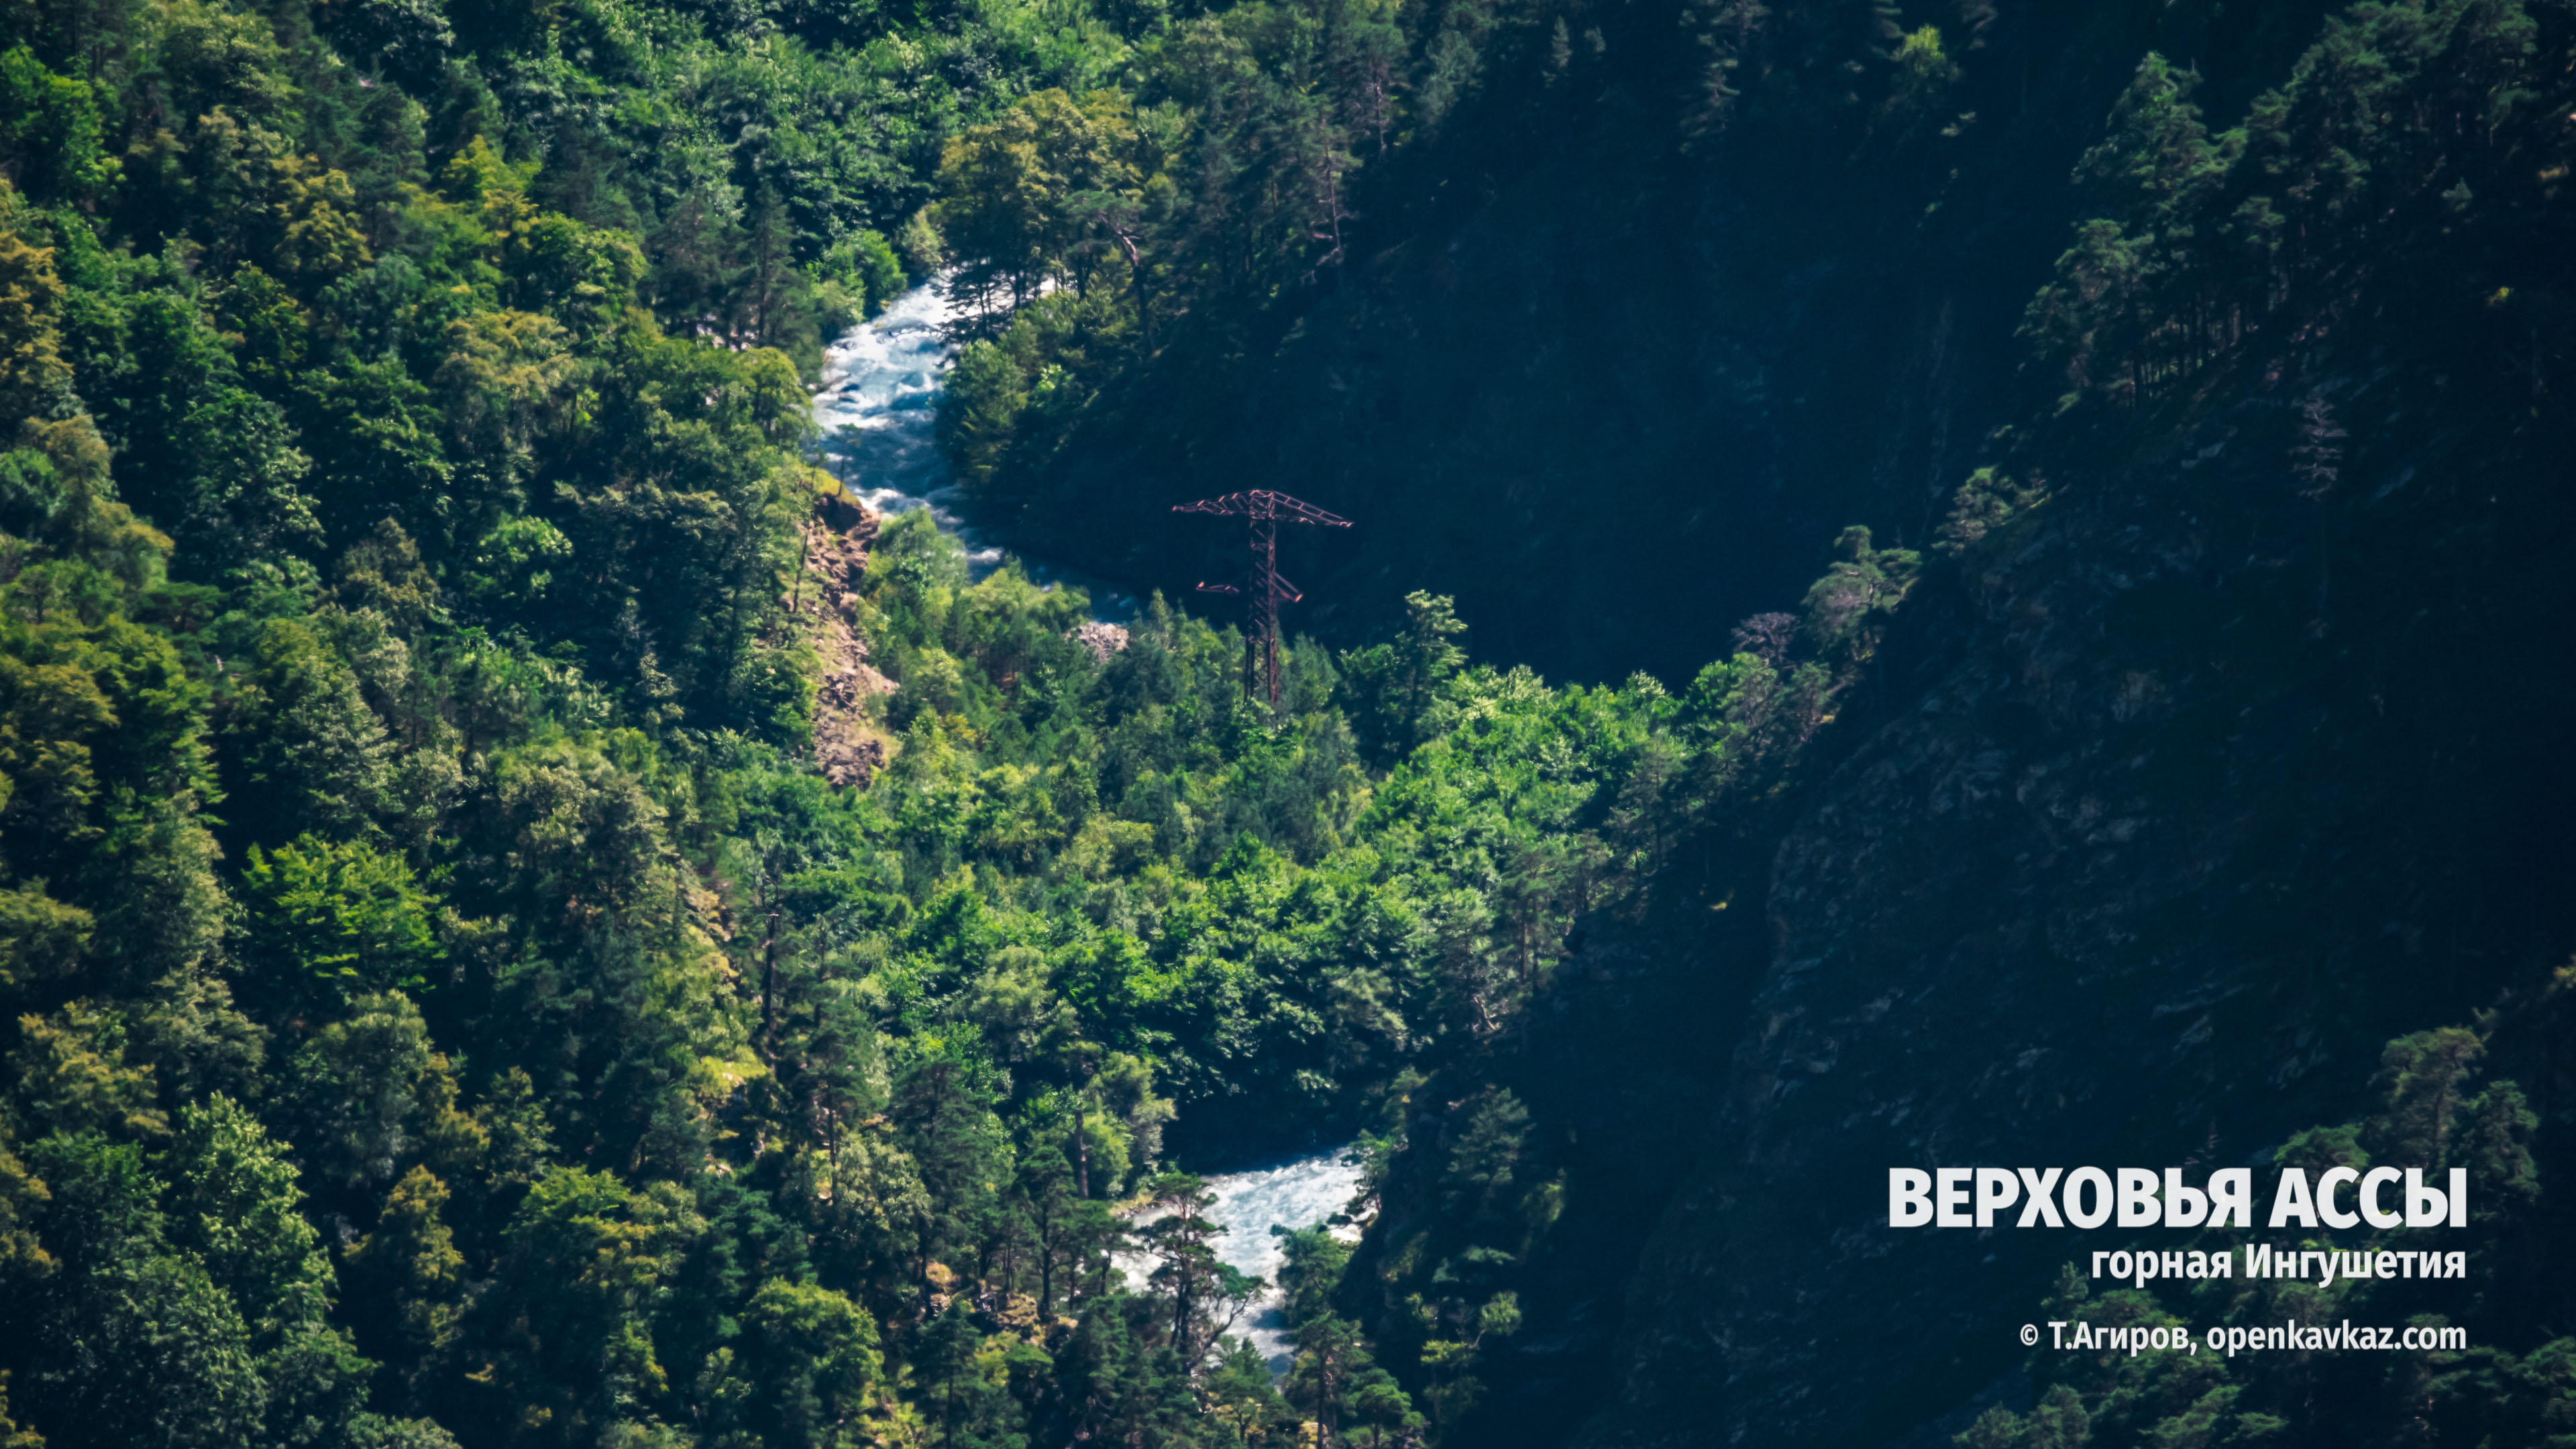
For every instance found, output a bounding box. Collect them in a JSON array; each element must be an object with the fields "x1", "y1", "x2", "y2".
[
  {"x1": 1127, "y1": 1152, "x2": 1368, "y2": 1374},
  {"x1": 811, "y1": 278, "x2": 1359, "y2": 1375},
  {"x1": 812, "y1": 277, "x2": 1140, "y2": 620}
]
